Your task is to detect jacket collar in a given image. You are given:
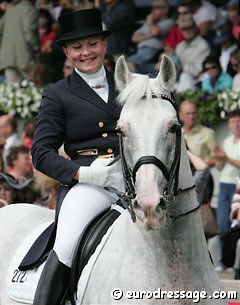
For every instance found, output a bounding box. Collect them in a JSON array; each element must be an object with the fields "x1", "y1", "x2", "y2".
[{"x1": 67, "y1": 69, "x2": 121, "y2": 119}]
